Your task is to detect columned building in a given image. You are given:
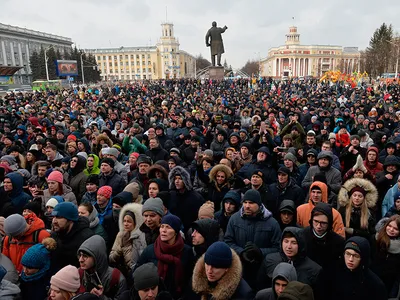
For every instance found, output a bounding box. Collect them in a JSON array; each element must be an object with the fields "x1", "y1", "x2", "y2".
[
  {"x1": 261, "y1": 26, "x2": 360, "y2": 78},
  {"x1": 0, "y1": 23, "x2": 72, "y2": 84},
  {"x1": 85, "y1": 23, "x2": 196, "y2": 80}
]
